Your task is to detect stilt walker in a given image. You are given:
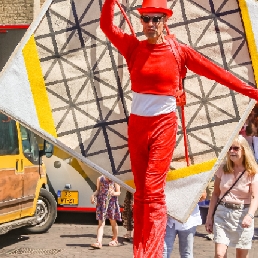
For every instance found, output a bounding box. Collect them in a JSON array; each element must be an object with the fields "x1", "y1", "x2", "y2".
[{"x1": 100, "y1": 0, "x2": 258, "y2": 257}]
